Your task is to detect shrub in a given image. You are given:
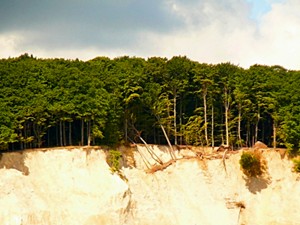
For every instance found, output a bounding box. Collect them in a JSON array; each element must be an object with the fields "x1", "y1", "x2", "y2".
[
  {"x1": 292, "y1": 158, "x2": 300, "y2": 173},
  {"x1": 287, "y1": 145, "x2": 300, "y2": 157},
  {"x1": 239, "y1": 150, "x2": 265, "y2": 177},
  {"x1": 107, "y1": 150, "x2": 122, "y2": 173}
]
